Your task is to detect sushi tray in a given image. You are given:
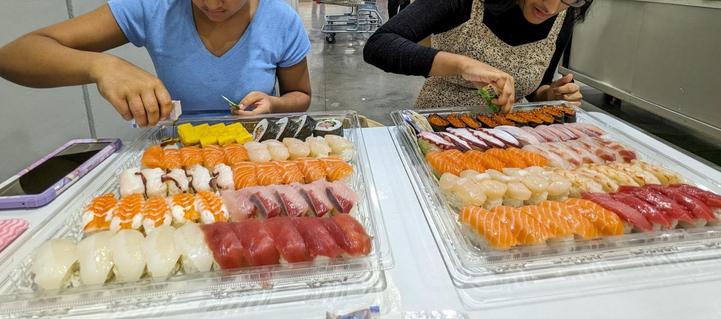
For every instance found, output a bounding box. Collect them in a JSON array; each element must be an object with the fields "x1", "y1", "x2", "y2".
[
  {"x1": 0, "y1": 110, "x2": 392, "y2": 317},
  {"x1": 389, "y1": 102, "x2": 721, "y2": 292}
]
